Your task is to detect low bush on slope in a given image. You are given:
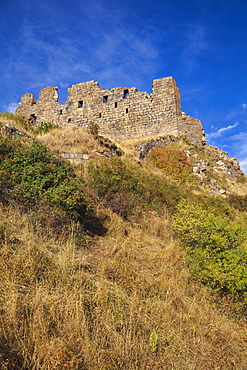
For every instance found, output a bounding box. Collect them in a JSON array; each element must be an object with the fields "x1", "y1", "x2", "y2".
[
  {"x1": 173, "y1": 199, "x2": 247, "y2": 304},
  {"x1": 228, "y1": 193, "x2": 247, "y2": 211},
  {"x1": 1, "y1": 115, "x2": 247, "y2": 368},
  {"x1": 0, "y1": 135, "x2": 94, "y2": 233},
  {"x1": 88, "y1": 156, "x2": 247, "y2": 306},
  {"x1": 1, "y1": 205, "x2": 247, "y2": 369},
  {"x1": 88, "y1": 157, "x2": 181, "y2": 218},
  {"x1": 2, "y1": 127, "x2": 247, "y2": 307},
  {"x1": 149, "y1": 146, "x2": 192, "y2": 181}
]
